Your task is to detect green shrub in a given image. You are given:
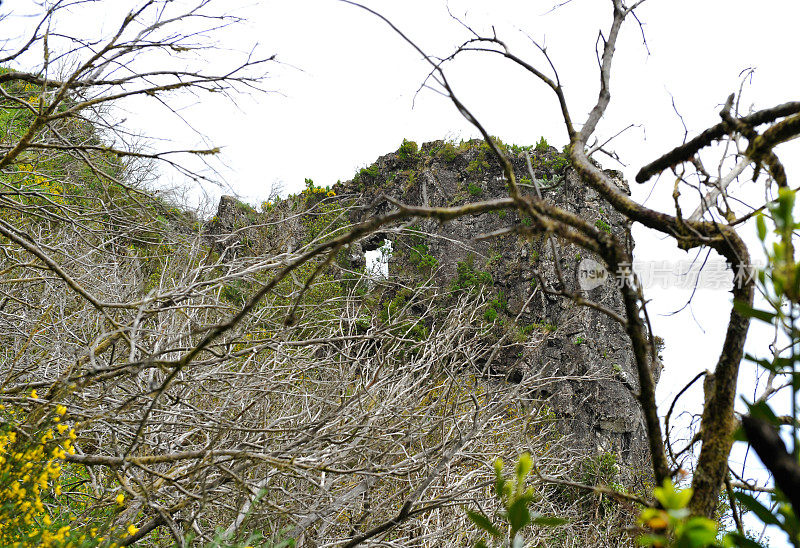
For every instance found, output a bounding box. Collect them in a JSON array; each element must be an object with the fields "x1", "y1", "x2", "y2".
[
  {"x1": 595, "y1": 218, "x2": 612, "y2": 234},
  {"x1": 508, "y1": 143, "x2": 534, "y2": 154},
  {"x1": 358, "y1": 164, "x2": 380, "y2": 180},
  {"x1": 580, "y1": 451, "x2": 619, "y2": 487},
  {"x1": 451, "y1": 256, "x2": 493, "y2": 293},
  {"x1": 483, "y1": 293, "x2": 507, "y2": 324},
  {"x1": 396, "y1": 139, "x2": 418, "y2": 161},
  {"x1": 466, "y1": 142, "x2": 493, "y2": 174},
  {"x1": 437, "y1": 142, "x2": 458, "y2": 162},
  {"x1": 468, "y1": 182, "x2": 483, "y2": 196},
  {"x1": 408, "y1": 244, "x2": 438, "y2": 271},
  {"x1": 546, "y1": 155, "x2": 569, "y2": 172}
]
